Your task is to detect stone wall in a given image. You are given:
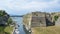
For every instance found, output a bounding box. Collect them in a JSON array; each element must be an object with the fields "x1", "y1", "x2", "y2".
[
  {"x1": 55, "y1": 17, "x2": 60, "y2": 26},
  {"x1": 23, "y1": 13, "x2": 32, "y2": 30},
  {"x1": 23, "y1": 12, "x2": 53, "y2": 28},
  {"x1": 51, "y1": 12, "x2": 60, "y2": 26},
  {"x1": 23, "y1": 12, "x2": 56, "y2": 34},
  {"x1": 31, "y1": 12, "x2": 46, "y2": 27}
]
